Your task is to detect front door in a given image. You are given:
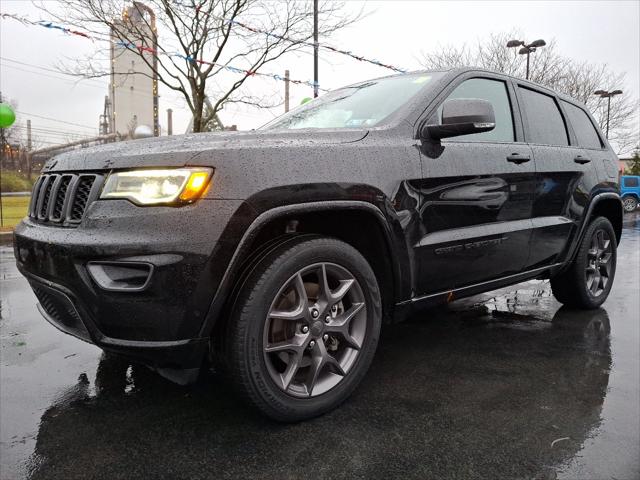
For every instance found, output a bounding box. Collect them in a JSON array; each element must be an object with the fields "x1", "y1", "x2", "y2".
[{"x1": 414, "y1": 76, "x2": 536, "y2": 295}]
